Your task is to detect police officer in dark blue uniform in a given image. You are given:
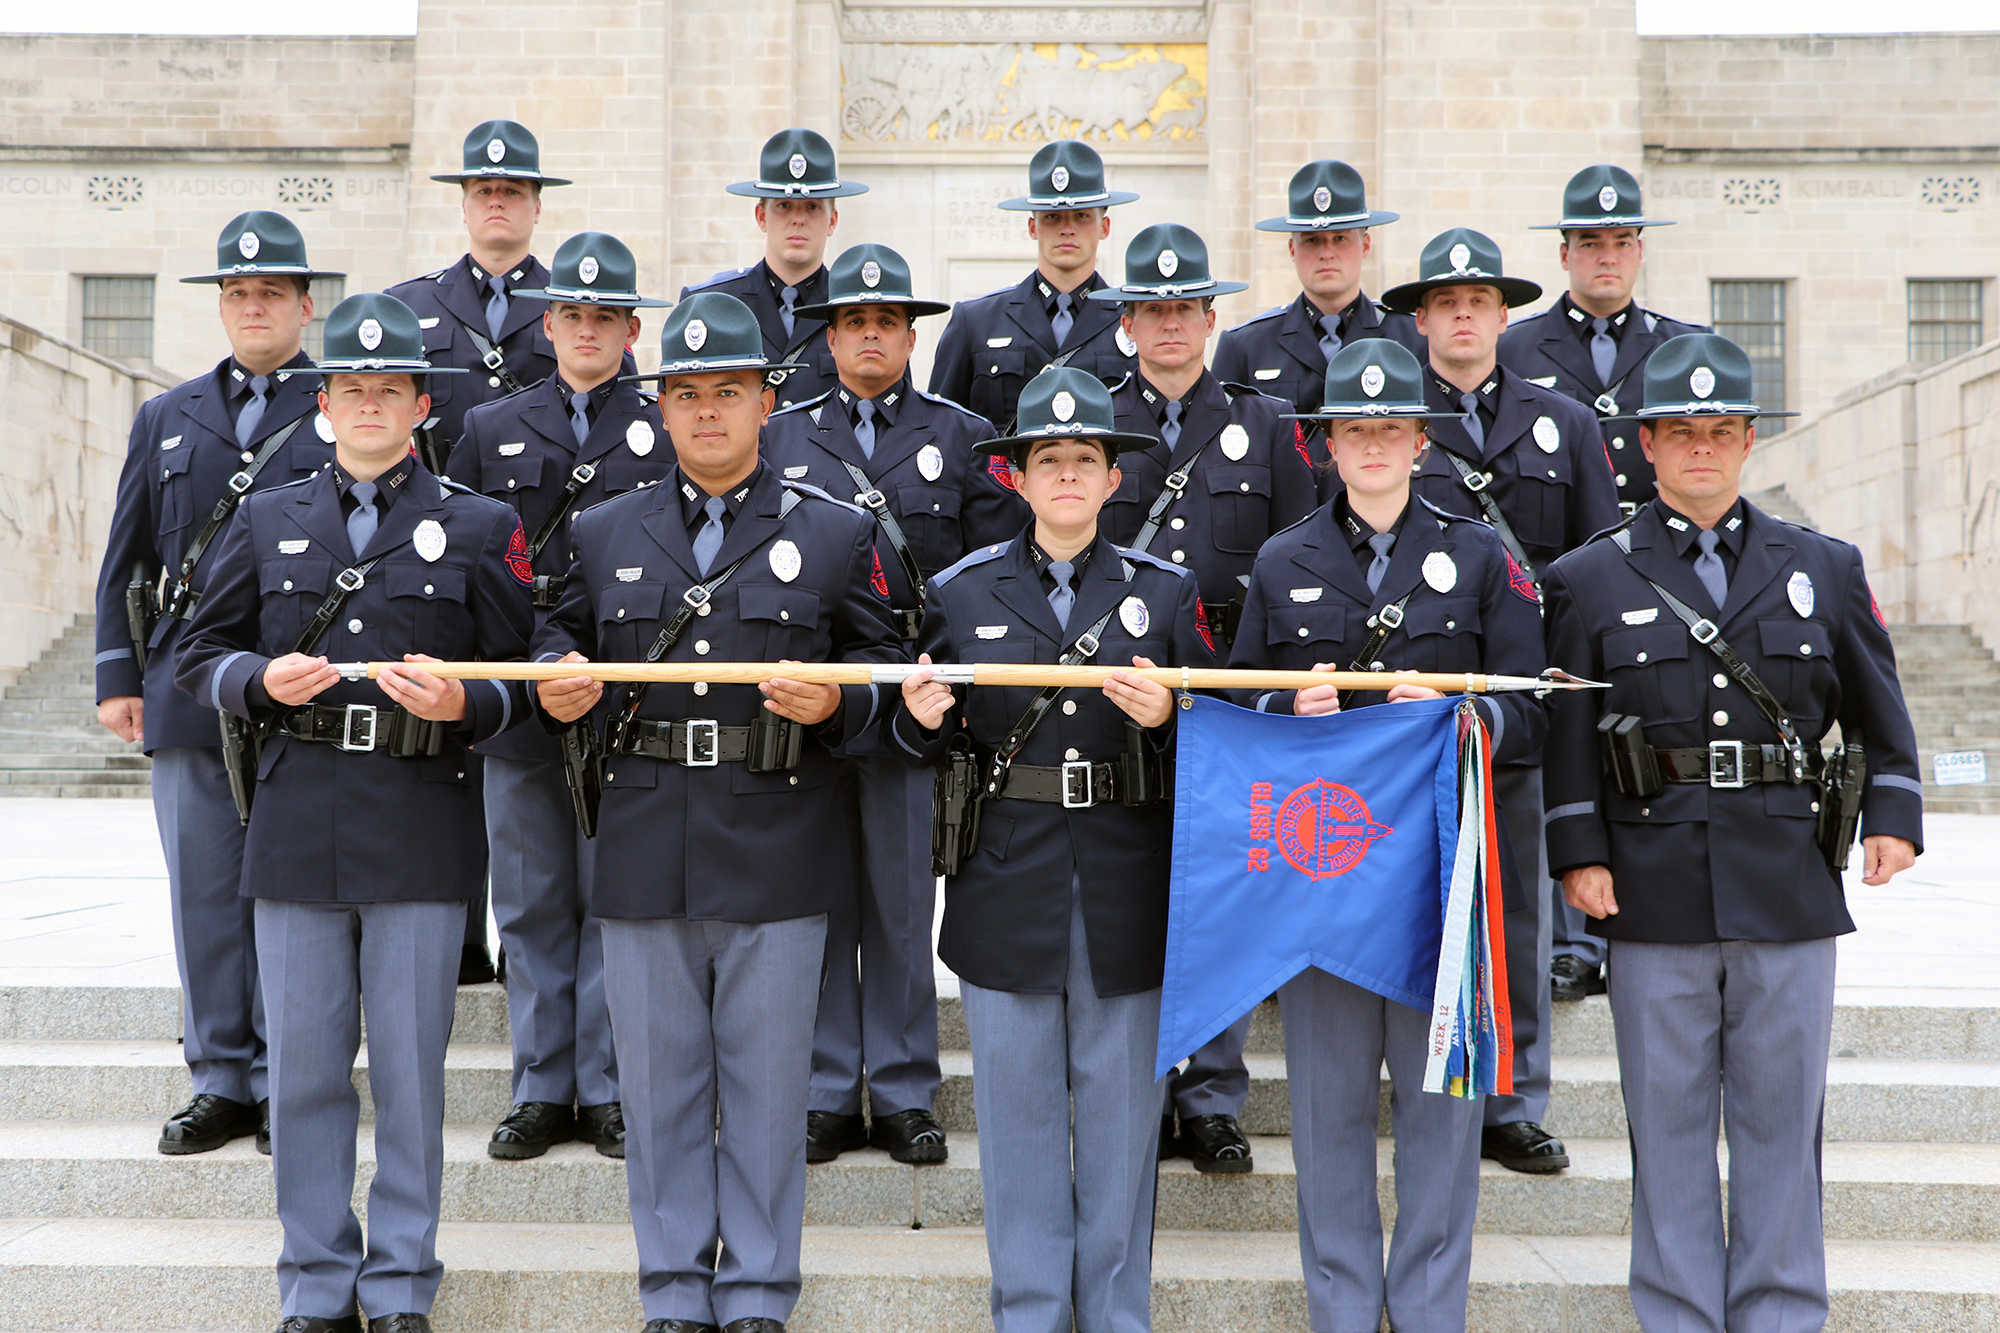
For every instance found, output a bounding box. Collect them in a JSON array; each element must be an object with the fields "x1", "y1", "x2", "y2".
[
  {"x1": 1212, "y1": 160, "x2": 1425, "y2": 432},
  {"x1": 895, "y1": 365, "x2": 1217, "y2": 1333},
  {"x1": 762, "y1": 243, "x2": 1022, "y2": 1167},
  {"x1": 176, "y1": 292, "x2": 534, "y2": 1333},
  {"x1": 1542, "y1": 333, "x2": 1922, "y2": 1333},
  {"x1": 1380, "y1": 226, "x2": 1621, "y2": 1175},
  {"x1": 1090, "y1": 222, "x2": 1316, "y2": 1173},
  {"x1": 447, "y1": 231, "x2": 675, "y2": 1162},
  {"x1": 94, "y1": 210, "x2": 341, "y2": 1157},
  {"x1": 928, "y1": 140, "x2": 1141, "y2": 431},
  {"x1": 1230, "y1": 339, "x2": 1546, "y2": 1333},
  {"x1": 531, "y1": 291, "x2": 905, "y2": 1333},
  {"x1": 678, "y1": 128, "x2": 868, "y2": 413},
  {"x1": 1499, "y1": 165, "x2": 1710, "y2": 1002}
]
